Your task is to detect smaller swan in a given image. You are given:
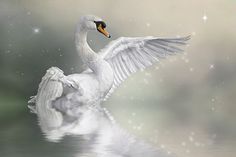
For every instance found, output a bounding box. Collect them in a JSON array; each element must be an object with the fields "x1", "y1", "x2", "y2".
[{"x1": 28, "y1": 15, "x2": 190, "y2": 141}]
